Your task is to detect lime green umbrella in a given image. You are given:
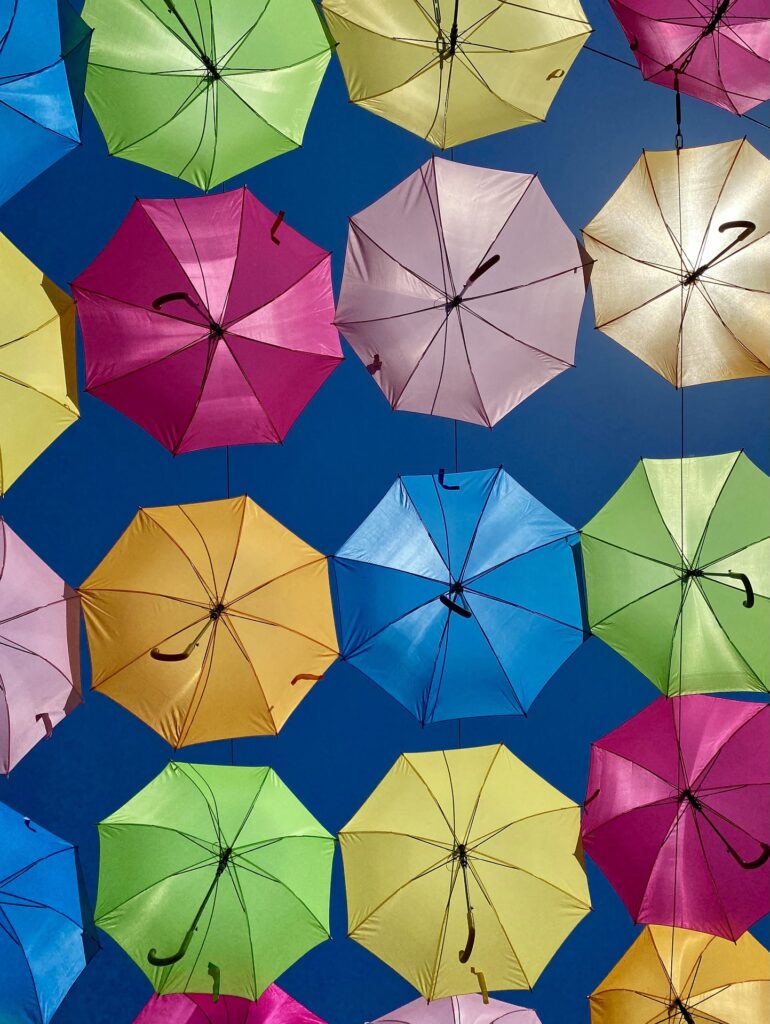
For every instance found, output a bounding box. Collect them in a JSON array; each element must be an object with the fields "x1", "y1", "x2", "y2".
[
  {"x1": 82, "y1": 0, "x2": 333, "y2": 188},
  {"x1": 95, "y1": 762, "x2": 334, "y2": 999},
  {"x1": 582, "y1": 451, "x2": 769, "y2": 696}
]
